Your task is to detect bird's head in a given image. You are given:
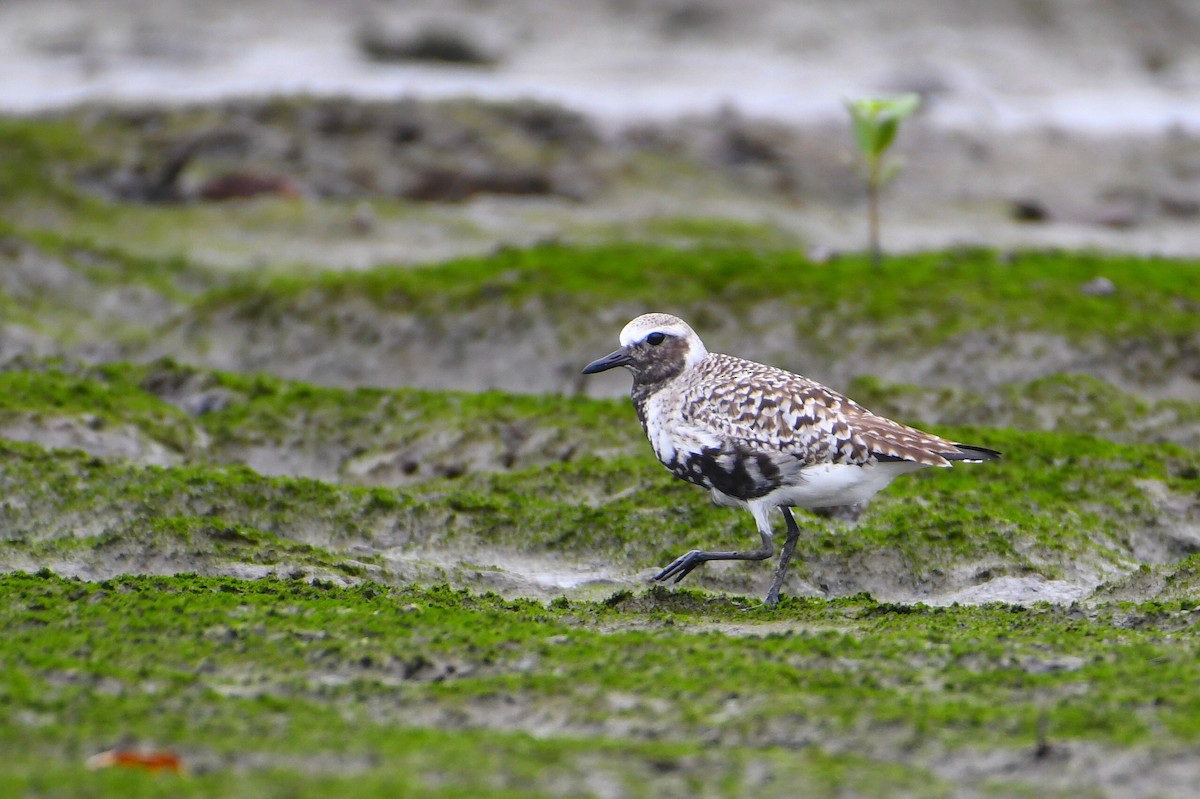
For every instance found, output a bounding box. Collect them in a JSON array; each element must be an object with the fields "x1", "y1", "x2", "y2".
[{"x1": 581, "y1": 313, "x2": 708, "y2": 385}]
